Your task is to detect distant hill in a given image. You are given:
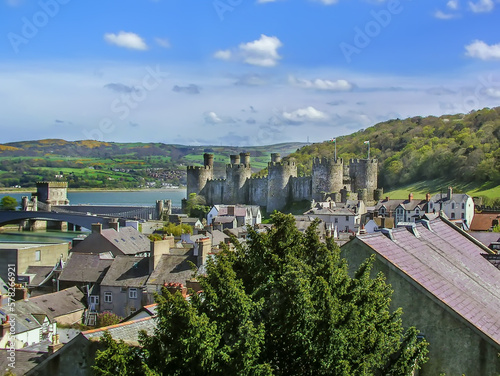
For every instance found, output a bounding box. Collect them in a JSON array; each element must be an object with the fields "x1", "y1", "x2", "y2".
[
  {"x1": 0, "y1": 140, "x2": 307, "y2": 189},
  {"x1": 284, "y1": 107, "x2": 500, "y2": 194}
]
